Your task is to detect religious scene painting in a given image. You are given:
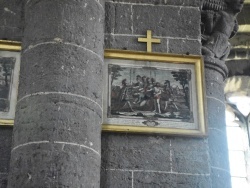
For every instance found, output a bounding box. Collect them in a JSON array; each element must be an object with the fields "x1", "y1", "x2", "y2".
[
  {"x1": 0, "y1": 57, "x2": 15, "y2": 112},
  {"x1": 103, "y1": 50, "x2": 207, "y2": 136},
  {"x1": 0, "y1": 40, "x2": 21, "y2": 126},
  {"x1": 108, "y1": 65, "x2": 192, "y2": 122}
]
